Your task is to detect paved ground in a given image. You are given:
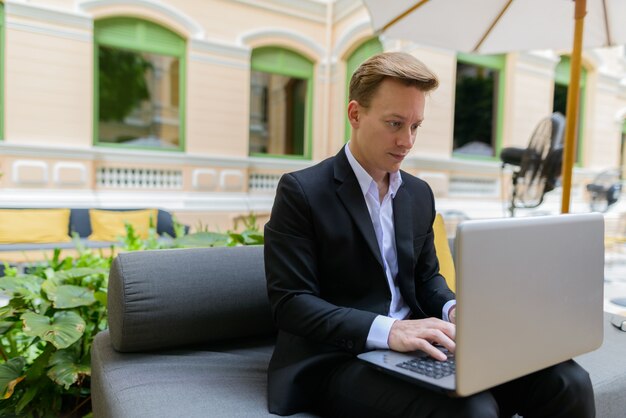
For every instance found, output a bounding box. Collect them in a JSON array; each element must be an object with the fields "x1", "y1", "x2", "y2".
[{"x1": 604, "y1": 252, "x2": 626, "y2": 315}]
